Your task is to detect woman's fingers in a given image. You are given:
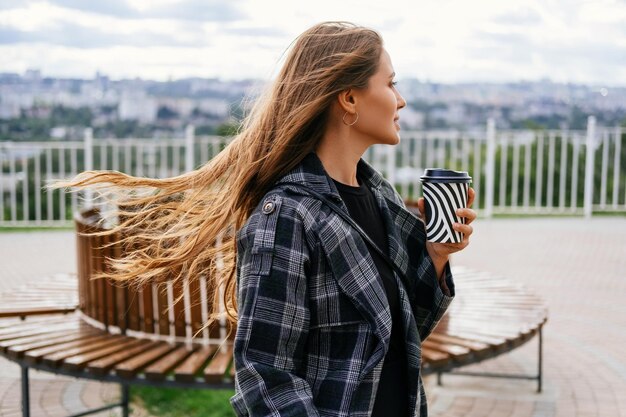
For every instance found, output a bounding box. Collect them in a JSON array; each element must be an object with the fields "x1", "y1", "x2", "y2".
[
  {"x1": 453, "y1": 222, "x2": 473, "y2": 237},
  {"x1": 416, "y1": 198, "x2": 425, "y2": 220},
  {"x1": 456, "y1": 207, "x2": 477, "y2": 224},
  {"x1": 467, "y1": 187, "x2": 476, "y2": 208}
]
